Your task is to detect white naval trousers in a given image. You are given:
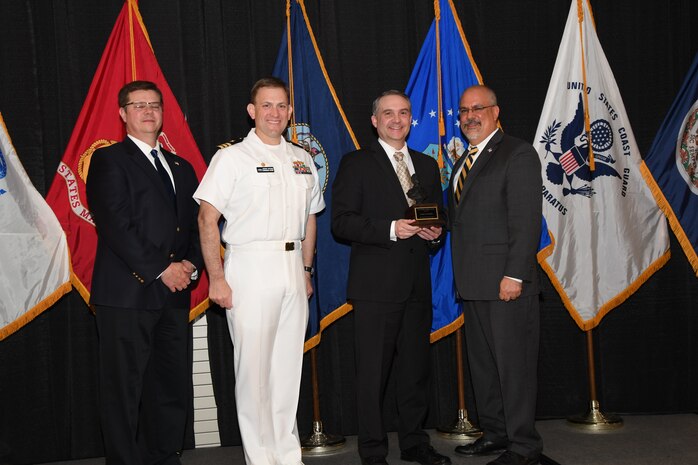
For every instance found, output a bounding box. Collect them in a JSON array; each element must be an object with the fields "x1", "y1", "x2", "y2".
[{"x1": 224, "y1": 240, "x2": 308, "y2": 465}]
